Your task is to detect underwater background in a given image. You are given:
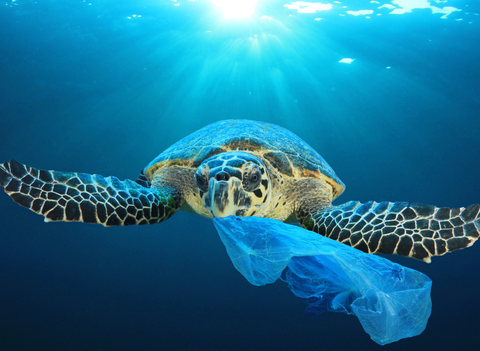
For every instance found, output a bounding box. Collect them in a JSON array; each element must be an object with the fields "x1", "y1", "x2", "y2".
[{"x1": 0, "y1": 0, "x2": 479, "y2": 350}]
